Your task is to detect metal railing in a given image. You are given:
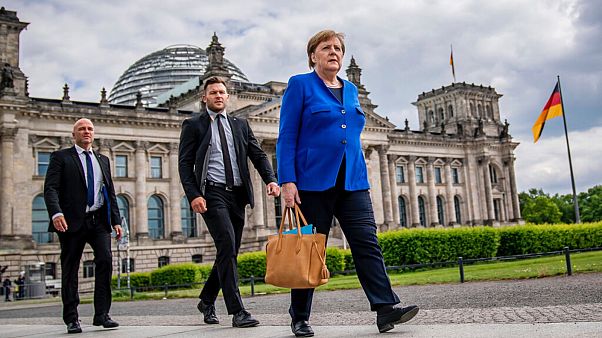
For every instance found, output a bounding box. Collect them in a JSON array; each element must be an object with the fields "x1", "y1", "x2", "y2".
[{"x1": 112, "y1": 246, "x2": 601, "y2": 299}]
